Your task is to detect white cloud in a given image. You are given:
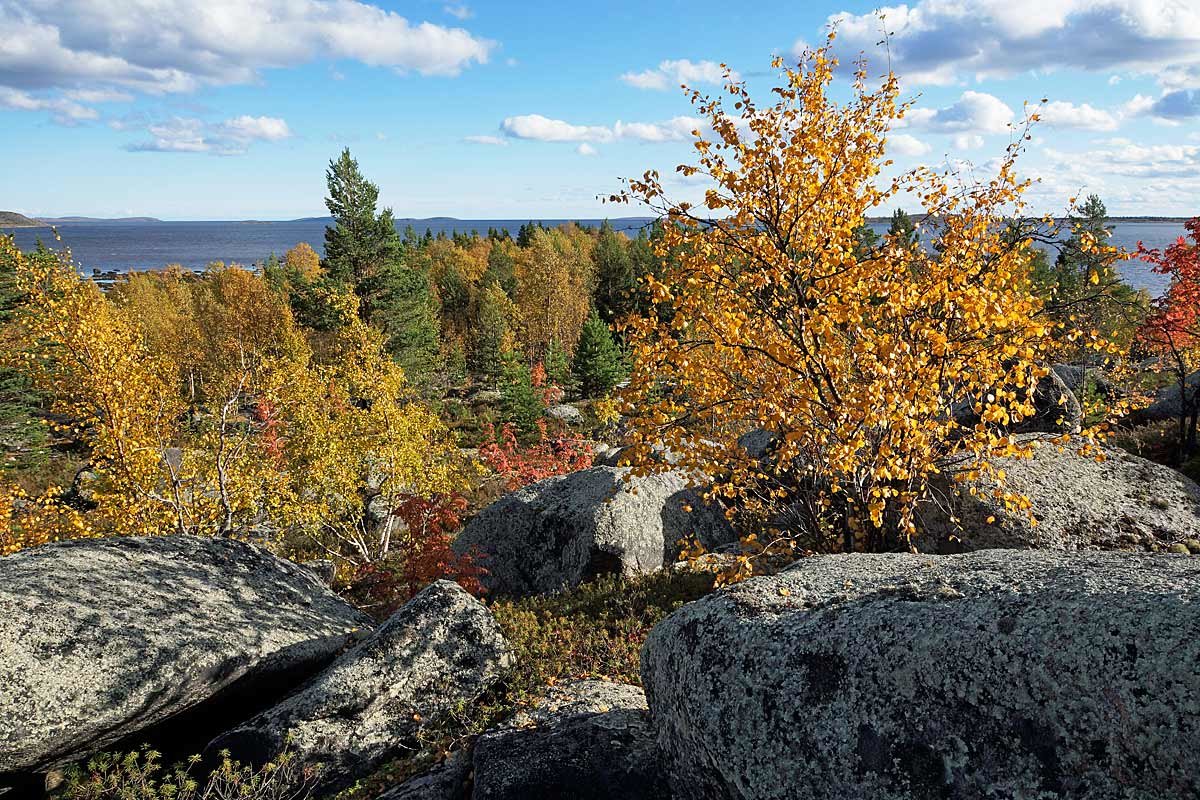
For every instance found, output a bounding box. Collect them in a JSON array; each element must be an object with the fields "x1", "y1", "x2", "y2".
[
  {"x1": 0, "y1": 1, "x2": 494, "y2": 110},
  {"x1": 500, "y1": 114, "x2": 613, "y2": 143},
  {"x1": 465, "y1": 134, "x2": 507, "y2": 145},
  {"x1": 1148, "y1": 89, "x2": 1200, "y2": 120},
  {"x1": 443, "y1": 3, "x2": 472, "y2": 20},
  {"x1": 896, "y1": 91, "x2": 1014, "y2": 136},
  {"x1": 221, "y1": 114, "x2": 290, "y2": 142},
  {"x1": 828, "y1": 1, "x2": 1200, "y2": 92},
  {"x1": 0, "y1": 86, "x2": 97, "y2": 124},
  {"x1": 63, "y1": 88, "x2": 132, "y2": 103},
  {"x1": 1037, "y1": 101, "x2": 1118, "y2": 131},
  {"x1": 498, "y1": 114, "x2": 705, "y2": 145},
  {"x1": 576, "y1": 143, "x2": 597, "y2": 156},
  {"x1": 126, "y1": 114, "x2": 291, "y2": 154},
  {"x1": 613, "y1": 116, "x2": 700, "y2": 142},
  {"x1": 888, "y1": 133, "x2": 931, "y2": 156},
  {"x1": 951, "y1": 133, "x2": 985, "y2": 150},
  {"x1": 620, "y1": 59, "x2": 735, "y2": 91},
  {"x1": 1044, "y1": 141, "x2": 1200, "y2": 179}
]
